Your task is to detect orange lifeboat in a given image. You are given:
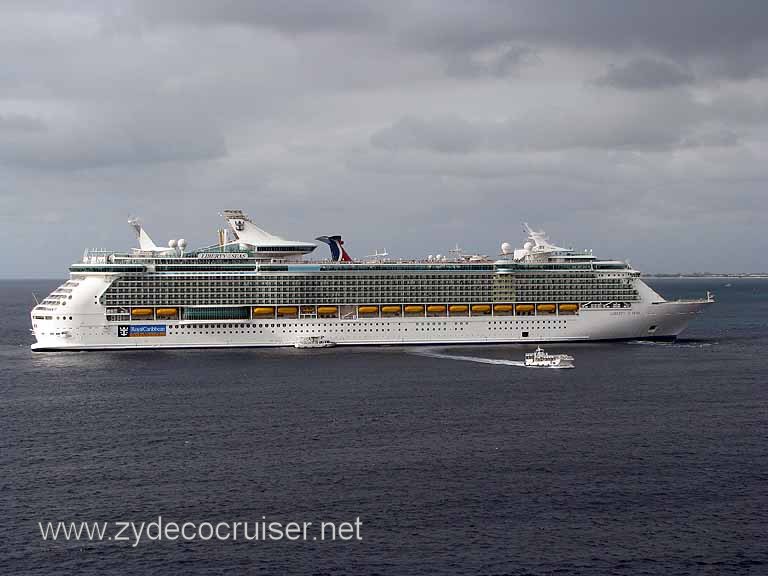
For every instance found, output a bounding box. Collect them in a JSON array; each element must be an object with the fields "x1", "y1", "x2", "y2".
[
  {"x1": 449, "y1": 305, "x2": 468, "y2": 314},
  {"x1": 156, "y1": 308, "x2": 178, "y2": 317},
  {"x1": 317, "y1": 306, "x2": 338, "y2": 316},
  {"x1": 427, "y1": 305, "x2": 446, "y2": 313},
  {"x1": 493, "y1": 304, "x2": 513, "y2": 313},
  {"x1": 358, "y1": 306, "x2": 379, "y2": 315},
  {"x1": 559, "y1": 303, "x2": 579, "y2": 313},
  {"x1": 404, "y1": 305, "x2": 424, "y2": 314},
  {"x1": 277, "y1": 306, "x2": 298, "y2": 316},
  {"x1": 471, "y1": 304, "x2": 491, "y2": 314},
  {"x1": 537, "y1": 303, "x2": 556, "y2": 313},
  {"x1": 252, "y1": 307, "x2": 275, "y2": 316},
  {"x1": 131, "y1": 308, "x2": 153, "y2": 316},
  {"x1": 515, "y1": 304, "x2": 534, "y2": 313},
  {"x1": 381, "y1": 306, "x2": 401, "y2": 315}
]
